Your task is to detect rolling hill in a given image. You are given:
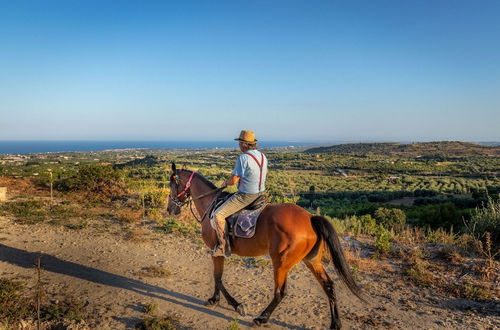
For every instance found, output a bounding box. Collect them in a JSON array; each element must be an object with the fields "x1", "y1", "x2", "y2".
[{"x1": 304, "y1": 141, "x2": 500, "y2": 158}]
